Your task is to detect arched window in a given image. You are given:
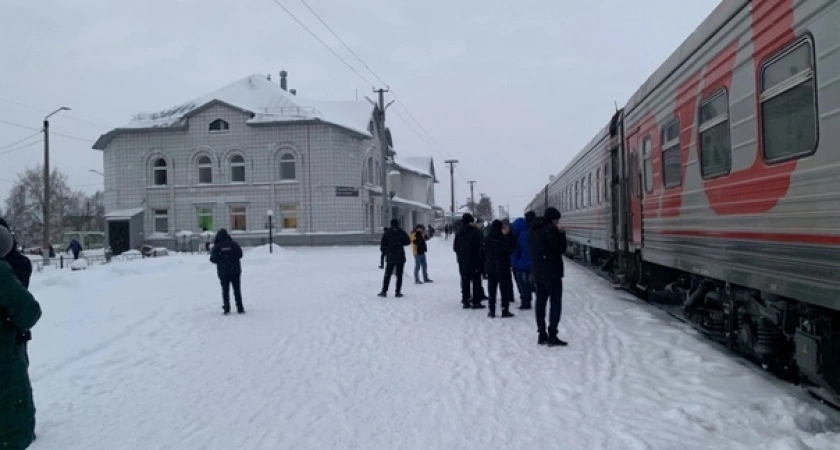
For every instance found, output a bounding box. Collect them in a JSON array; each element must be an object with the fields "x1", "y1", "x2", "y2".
[
  {"x1": 374, "y1": 161, "x2": 381, "y2": 185},
  {"x1": 198, "y1": 156, "x2": 213, "y2": 183},
  {"x1": 279, "y1": 153, "x2": 296, "y2": 180},
  {"x1": 367, "y1": 157, "x2": 374, "y2": 184},
  {"x1": 209, "y1": 119, "x2": 229, "y2": 132},
  {"x1": 153, "y1": 158, "x2": 168, "y2": 186},
  {"x1": 230, "y1": 155, "x2": 245, "y2": 182}
]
